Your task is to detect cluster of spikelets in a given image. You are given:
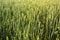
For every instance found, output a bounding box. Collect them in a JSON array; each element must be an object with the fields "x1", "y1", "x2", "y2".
[{"x1": 0, "y1": 0, "x2": 60, "y2": 40}]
